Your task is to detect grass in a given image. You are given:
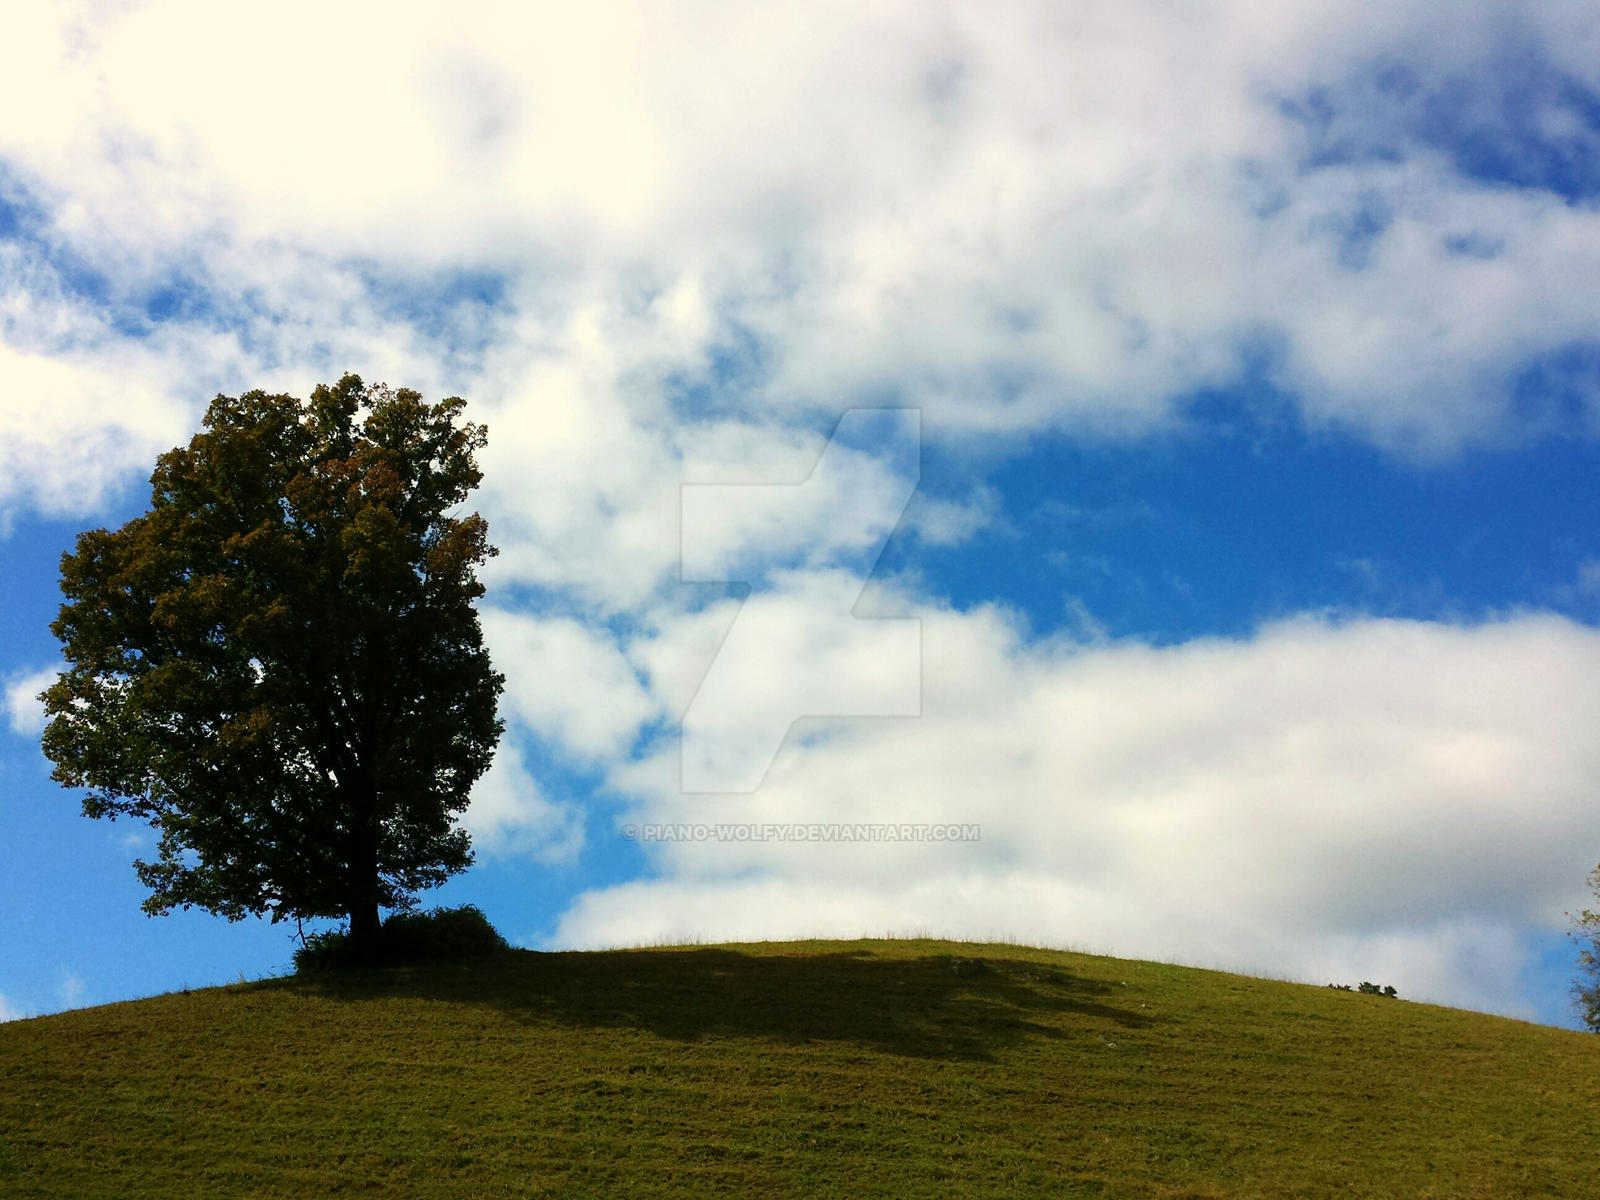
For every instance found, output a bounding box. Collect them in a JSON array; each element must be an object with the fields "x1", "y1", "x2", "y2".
[{"x1": 1, "y1": 938, "x2": 1596, "y2": 1198}]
